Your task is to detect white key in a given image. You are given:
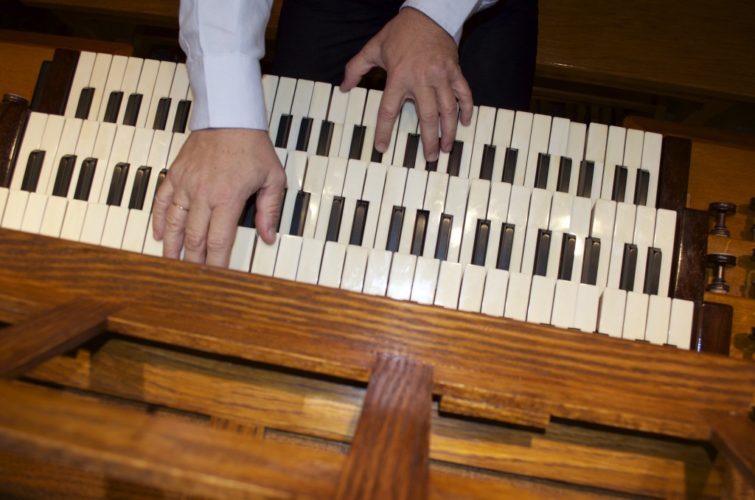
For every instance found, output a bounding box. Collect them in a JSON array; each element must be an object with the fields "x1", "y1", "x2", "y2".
[
  {"x1": 140, "y1": 130, "x2": 172, "y2": 208},
  {"x1": 584, "y1": 123, "x2": 608, "y2": 199},
  {"x1": 0, "y1": 188, "x2": 9, "y2": 221},
  {"x1": 606, "y1": 202, "x2": 636, "y2": 290},
  {"x1": 97, "y1": 55, "x2": 127, "y2": 121},
  {"x1": 468, "y1": 106, "x2": 495, "y2": 179},
  {"x1": 118, "y1": 128, "x2": 154, "y2": 208},
  {"x1": 228, "y1": 227, "x2": 256, "y2": 271},
  {"x1": 590, "y1": 199, "x2": 616, "y2": 289},
  {"x1": 458, "y1": 264, "x2": 486, "y2": 313},
  {"x1": 338, "y1": 160, "x2": 368, "y2": 245},
  {"x1": 503, "y1": 272, "x2": 531, "y2": 321},
  {"x1": 520, "y1": 188, "x2": 552, "y2": 275},
  {"x1": 97, "y1": 126, "x2": 136, "y2": 204},
  {"x1": 115, "y1": 57, "x2": 144, "y2": 124},
  {"x1": 653, "y1": 209, "x2": 677, "y2": 297},
  {"x1": 274, "y1": 234, "x2": 303, "y2": 280},
  {"x1": 59, "y1": 199, "x2": 88, "y2": 241},
  {"x1": 363, "y1": 248, "x2": 392, "y2": 296},
  {"x1": 421, "y1": 171, "x2": 449, "y2": 259},
  {"x1": 458, "y1": 179, "x2": 490, "y2": 265},
  {"x1": 121, "y1": 210, "x2": 150, "y2": 253},
  {"x1": 314, "y1": 157, "x2": 348, "y2": 240},
  {"x1": 20, "y1": 114, "x2": 64, "y2": 193},
  {"x1": 268, "y1": 77, "x2": 297, "y2": 144},
  {"x1": 141, "y1": 218, "x2": 163, "y2": 256},
  {"x1": 374, "y1": 166, "x2": 408, "y2": 250},
  {"x1": 527, "y1": 275, "x2": 555, "y2": 324},
  {"x1": 439, "y1": 107, "x2": 478, "y2": 177},
  {"x1": 398, "y1": 169, "x2": 428, "y2": 254},
  {"x1": 640, "y1": 132, "x2": 662, "y2": 207},
  {"x1": 601, "y1": 126, "x2": 626, "y2": 201},
  {"x1": 480, "y1": 268, "x2": 509, "y2": 317},
  {"x1": 564, "y1": 122, "x2": 586, "y2": 196},
  {"x1": 302, "y1": 156, "x2": 328, "y2": 239},
  {"x1": 359, "y1": 90, "x2": 386, "y2": 162},
  {"x1": 568, "y1": 196, "x2": 592, "y2": 282},
  {"x1": 391, "y1": 101, "x2": 418, "y2": 167},
  {"x1": 484, "y1": 182, "x2": 513, "y2": 269},
  {"x1": 84, "y1": 122, "x2": 118, "y2": 203},
  {"x1": 359, "y1": 162, "x2": 387, "y2": 248},
  {"x1": 387, "y1": 253, "x2": 416, "y2": 300},
  {"x1": 144, "y1": 61, "x2": 176, "y2": 129},
  {"x1": 164, "y1": 63, "x2": 191, "y2": 132},
  {"x1": 551, "y1": 279, "x2": 578, "y2": 329},
  {"x1": 79, "y1": 203, "x2": 109, "y2": 245},
  {"x1": 509, "y1": 111, "x2": 533, "y2": 186},
  {"x1": 645, "y1": 295, "x2": 672, "y2": 345},
  {"x1": 84, "y1": 53, "x2": 113, "y2": 121},
  {"x1": 318, "y1": 241, "x2": 347, "y2": 288},
  {"x1": 65, "y1": 51, "x2": 96, "y2": 118},
  {"x1": 338, "y1": 87, "x2": 368, "y2": 158},
  {"x1": 434, "y1": 261, "x2": 463, "y2": 309},
  {"x1": 572, "y1": 283, "x2": 600, "y2": 333},
  {"x1": 621, "y1": 129, "x2": 644, "y2": 204},
  {"x1": 39, "y1": 196, "x2": 67, "y2": 237},
  {"x1": 296, "y1": 238, "x2": 325, "y2": 284},
  {"x1": 305, "y1": 81, "x2": 333, "y2": 154},
  {"x1": 261, "y1": 74, "x2": 279, "y2": 123},
  {"x1": 667, "y1": 299, "x2": 694, "y2": 349},
  {"x1": 502, "y1": 185, "x2": 531, "y2": 272},
  {"x1": 545, "y1": 192, "x2": 573, "y2": 279},
  {"x1": 543, "y1": 117, "x2": 570, "y2": 191},
  {"x1": 285, "y1": 79, "x2": 315, "y2": 150},
  {"x1": 63, "y1": 120, "x2": 99, "y2": 199},
  {"x1": 100, "y1": 205, "x2": 130, "y2": 249},
  {"x1": 42, "y1": 118, "x2": 82, "y2": 195},
  {"x1": 523, "y1": 114, "x2": 551, "y2": 188},
  {"x1": 597, "y1": 288, "x2": 626, "y2": 338},
  {"x1": 632, "y1": 206, "x2": 656, "y2": 293},
  {"x1": 10, "y1": 113, "x2": 48, "y2": 190},
  {"x1": 251, "y1": 236, "x2": 280, "y2": 277},
  {"x1": 622, "y1": 291, "x2": 649, "y2": 341},
  {"x1": 20, "y1": 192, "x2": 47, "y2": 233},
  {"x1": 490, "y1": 109, "x2": 516, "y2": 183},
  {"x1": 444, "y1": 176, "x2": 469, "y2": 262},
  {"x1": 279, "y1": 151, "x2": 308, "y2": 234},
  {"x1": 133, "y1": 59, "x2": 160, "y2": 128},
  {"x1": 341, "y1": 244, "x2": 369, "y2": 292},
  {"x1": 1, "y1": 190, "x2": 28, "y2": 229},
  {"x1": 324, "y1": 87, "x2": 350, "y2": 157},
  {"x1": 411, "y1": 256, "x2": 440, "y2": 305}
]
